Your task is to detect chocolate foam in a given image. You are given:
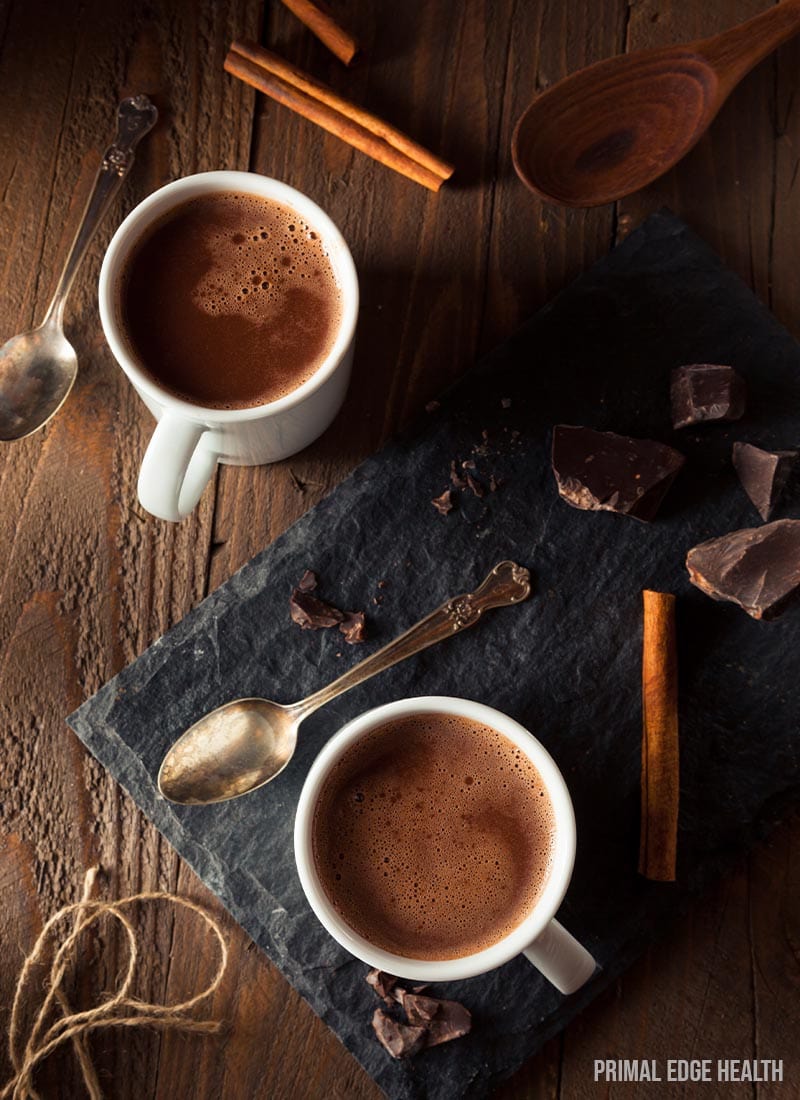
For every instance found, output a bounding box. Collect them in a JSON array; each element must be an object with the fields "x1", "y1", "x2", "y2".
[
  {"x1": 120, "y1": 192, "x2": 343, "y2": 409},
  {"x1": 312, "y1": 713, "x2": 556, "y2": 961}
]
